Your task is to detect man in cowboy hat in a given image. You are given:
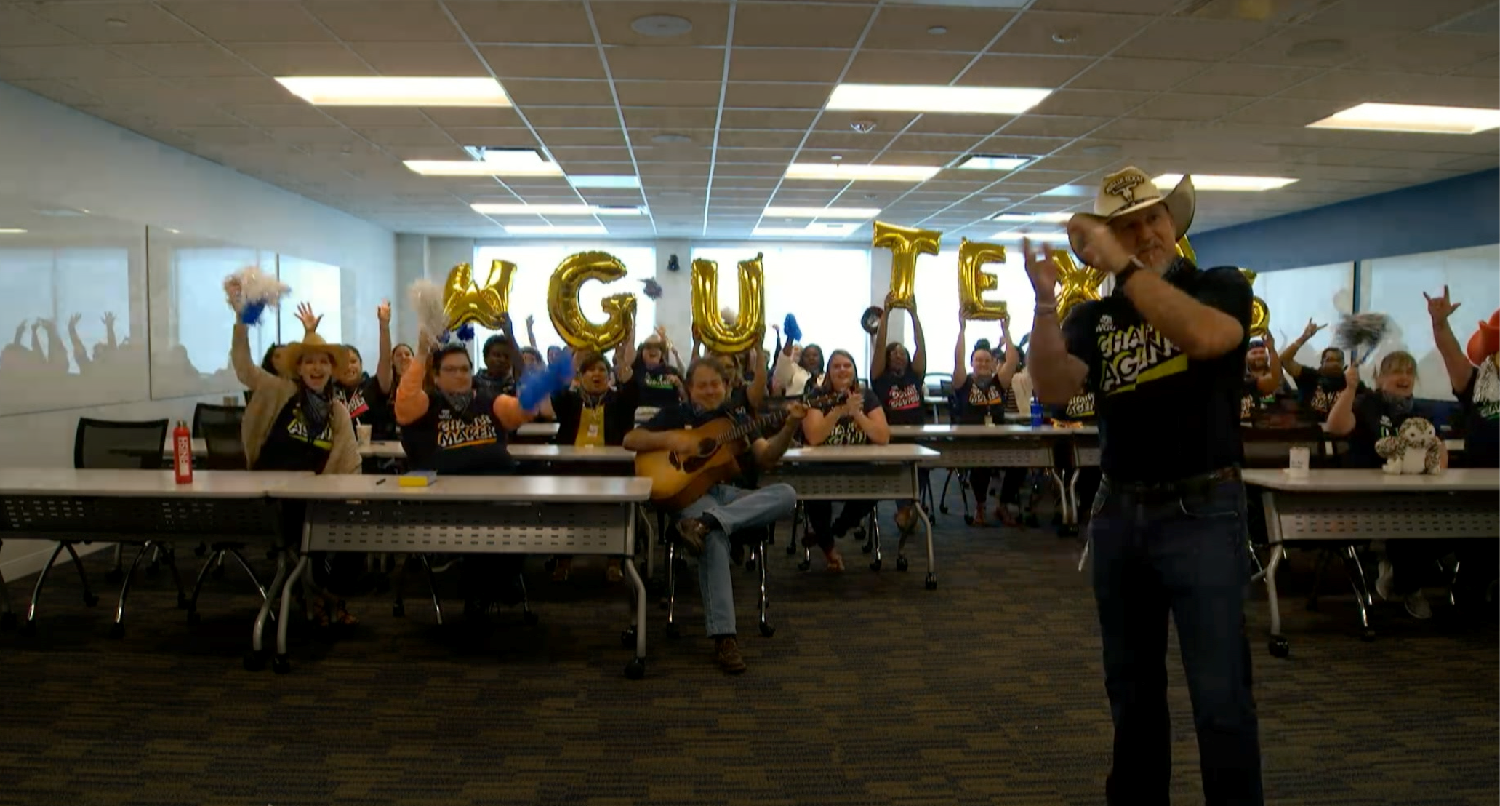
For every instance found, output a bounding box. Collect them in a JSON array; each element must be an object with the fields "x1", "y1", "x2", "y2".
[{"x1": 1023, "y1": 167, "x2": 1264, "y2": 805}]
